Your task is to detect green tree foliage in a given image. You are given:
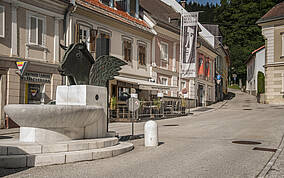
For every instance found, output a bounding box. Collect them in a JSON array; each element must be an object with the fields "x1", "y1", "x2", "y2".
[
  {"x1": 257, "y1": 71, "x2": 265, "y2": 94},
  {"x1": 184, "y1": 2, "x2": 217, "y2": 24},
  {"x1": 214, "y1": 0, "x2": 282, "y2": 79}
]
